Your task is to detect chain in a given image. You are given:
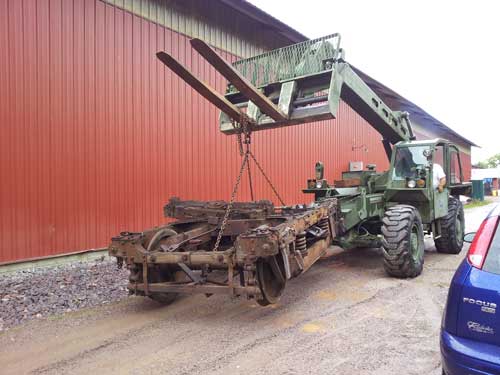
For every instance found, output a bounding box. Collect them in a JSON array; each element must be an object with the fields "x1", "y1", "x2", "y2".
[
  {"x1": 246, "y1": 157, "x2": 254, "y2": 201},
  {"x1": 236, "y1": 132, "x2": 244, "y2": 156},
  {"x1": 248, "y1": 151, "x2": 285, "y2": 206},
  {"x1": 212, "y1": 116, "x2": 285, "y2": 251},
  {"x1": 212, "y1": 117, "x2": 250, "y2": 252},
  {"x1": 212, "y1": 152, "x2": 249, "y2": 251},
  {"x1": 241, "y1": 117, "x2": 254, "y2": 201}
]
